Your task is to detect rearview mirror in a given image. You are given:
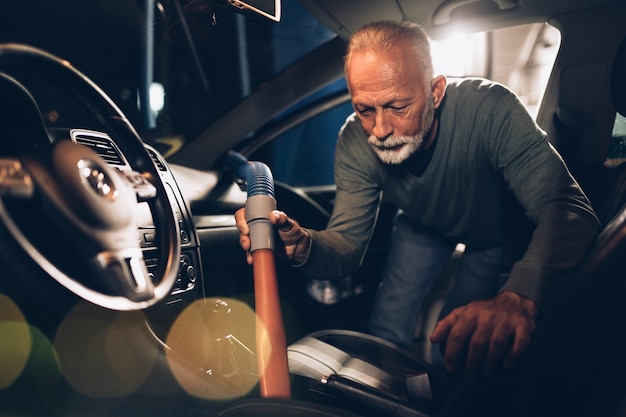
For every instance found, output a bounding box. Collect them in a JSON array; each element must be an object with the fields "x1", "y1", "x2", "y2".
[{"x1": 224, "y1": 0, "x2": 281, "y2": 22}]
